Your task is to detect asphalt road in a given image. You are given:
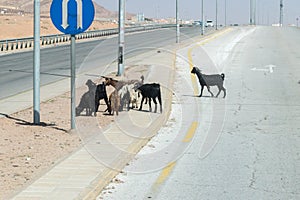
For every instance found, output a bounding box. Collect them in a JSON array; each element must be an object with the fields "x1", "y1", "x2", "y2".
[
  {"x1": 97, "y1": 26, "x2": 300, "y2": 199},
  {"x1": 0, "y1": 27, "x2": 209, "y2": 100}
]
